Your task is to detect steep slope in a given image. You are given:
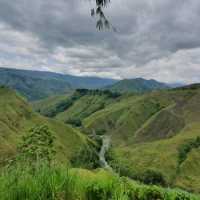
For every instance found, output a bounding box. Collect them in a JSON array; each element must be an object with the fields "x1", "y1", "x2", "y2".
[
  {"x1": 33, "y1": 93, "x2": 72, "y2": 117},
  {"x1": 0, "y1": 67, "x2": 117, "y2": 101},
  {"x1": 105, "y1": 78, "x2": 169, "y2": 93},
  {"x1": 0, "y1": 86, "x2": 92, "y2": 166},
  {"x1": 33, "y1": 89, "x2": 121, "y2": 126},
  {"x1": 82, "y1": 85, "x2": 200, "y2": 192}
]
